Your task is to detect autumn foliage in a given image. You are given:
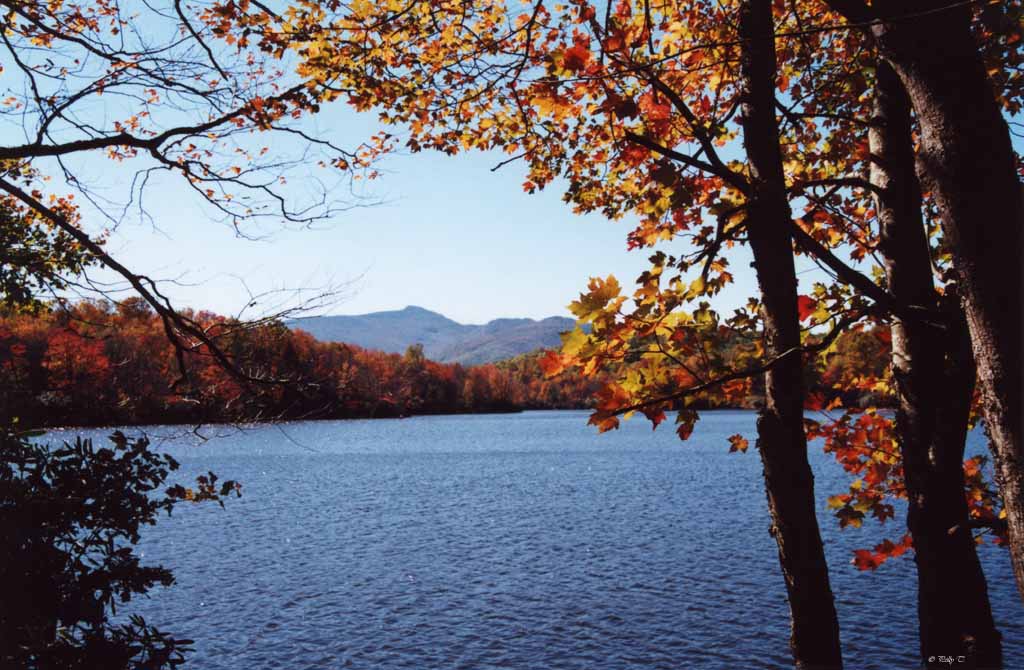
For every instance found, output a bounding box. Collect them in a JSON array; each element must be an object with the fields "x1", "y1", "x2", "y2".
[
  {"x1": 2, "y1": 0, "x2": 1021, "y2": 665},
  {"x1": 12, "y1": 296, "x2": 998, "y2": 576},
  {"x1": 0, "y1": 299, "x2": 602, "y2": 427}
]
